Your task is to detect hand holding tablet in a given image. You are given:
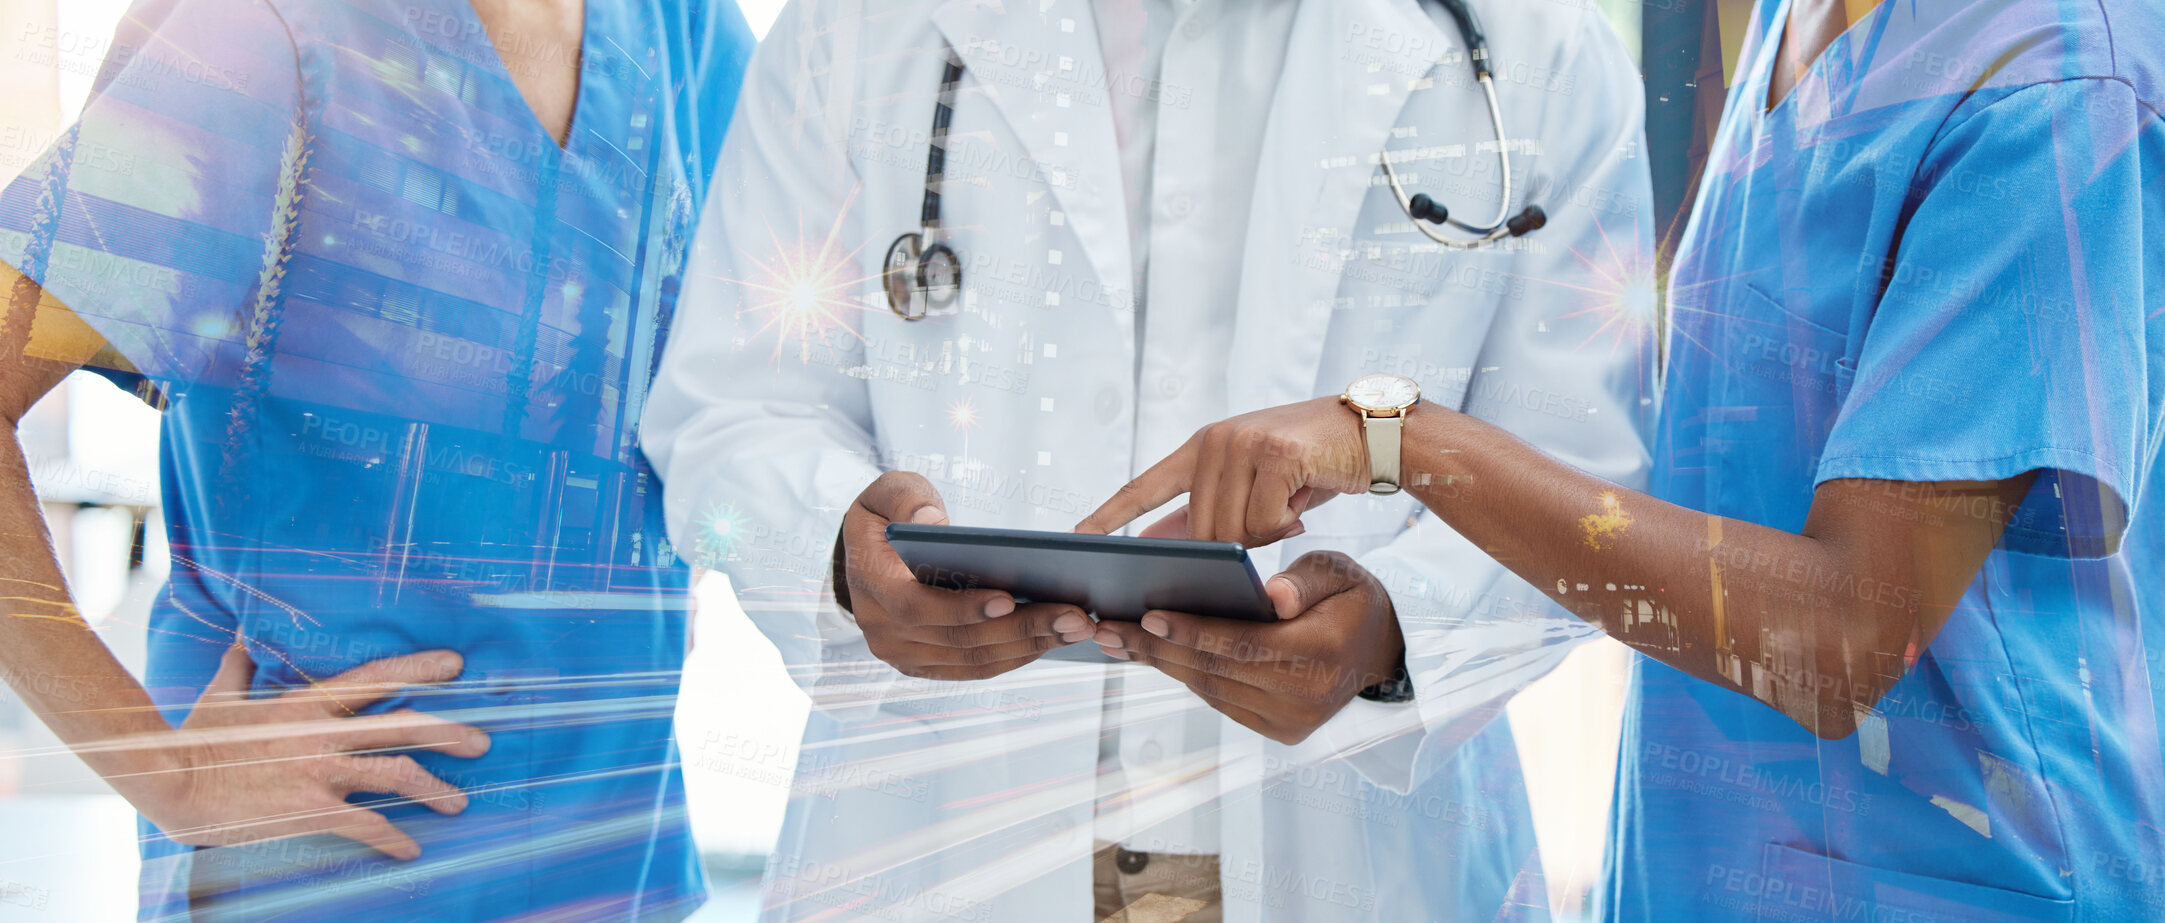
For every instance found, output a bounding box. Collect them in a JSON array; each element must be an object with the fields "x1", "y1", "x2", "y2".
[
  {"x1": 835, "y1": 473, "x2": 1086, "y2": 679},
  {"x1": 861, "y1": 472, "x2": 1406, "y2": 742}
]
